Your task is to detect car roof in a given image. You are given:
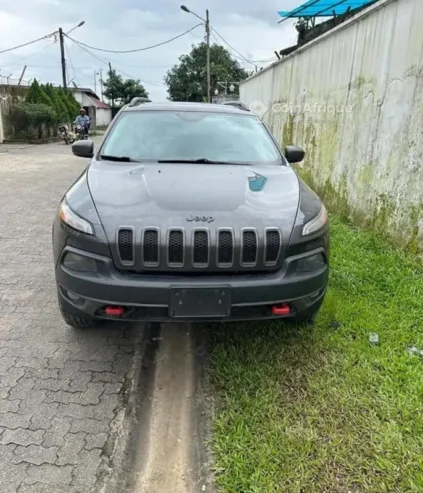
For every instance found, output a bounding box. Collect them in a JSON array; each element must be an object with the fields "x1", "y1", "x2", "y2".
[{"x1": 123, "y1": 101, "x2": 253, "y2": 115}]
